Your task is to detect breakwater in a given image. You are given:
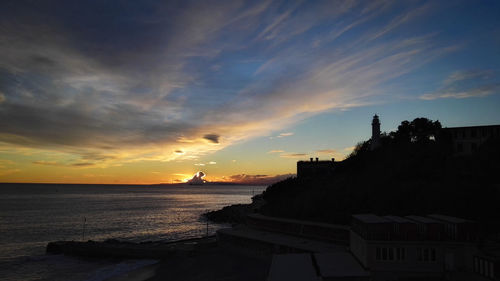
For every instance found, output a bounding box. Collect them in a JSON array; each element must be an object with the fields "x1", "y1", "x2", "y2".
[{"x1": 46, "y1": 236, "x2": 216, "y2": 259}]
